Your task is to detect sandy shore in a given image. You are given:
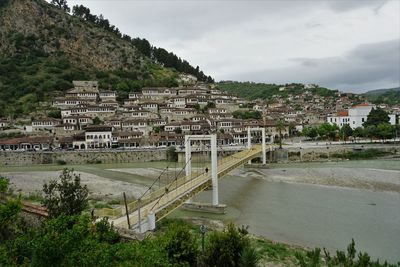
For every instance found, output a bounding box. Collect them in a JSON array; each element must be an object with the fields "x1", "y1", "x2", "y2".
[
  {"x1": 1, "y1": 171, "x2": 148, "y2": 201},
  {"x1": 233, "y1": 166, "x2": 400, "y2": 193}
]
